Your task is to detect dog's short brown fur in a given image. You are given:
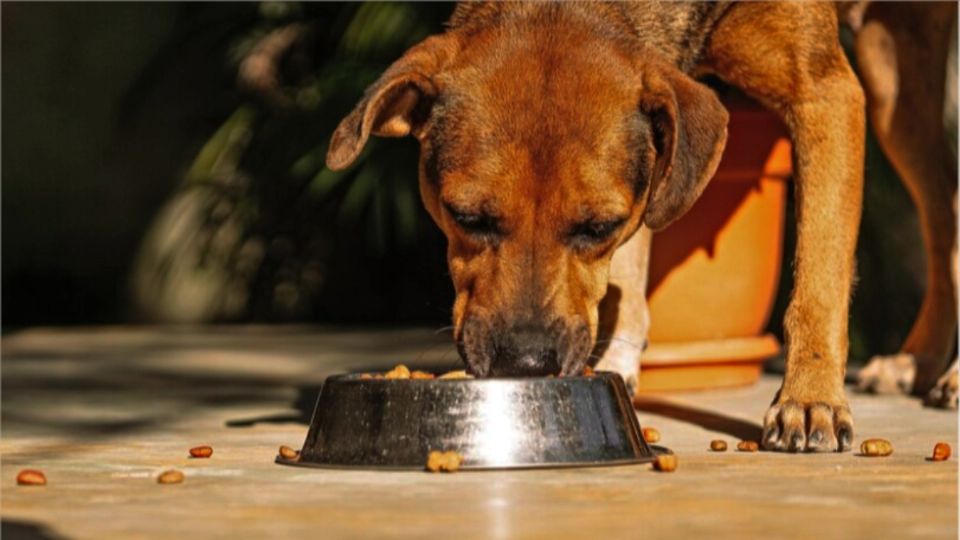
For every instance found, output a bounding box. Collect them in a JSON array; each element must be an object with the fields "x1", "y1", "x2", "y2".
[
  {"x1": 328, "y1": 1, "x2": 958, "y2": 451},
  {"x1": 852, "y1": 2, "x2": 958, "y2": 408}
]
